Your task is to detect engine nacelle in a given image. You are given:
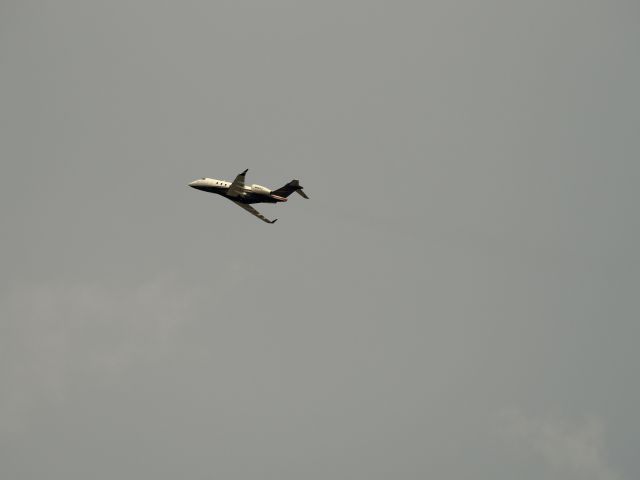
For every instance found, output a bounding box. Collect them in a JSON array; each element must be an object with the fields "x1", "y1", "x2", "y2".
[{"x1": 251, "y1": 184, "x2": 271, "y2": 195}]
